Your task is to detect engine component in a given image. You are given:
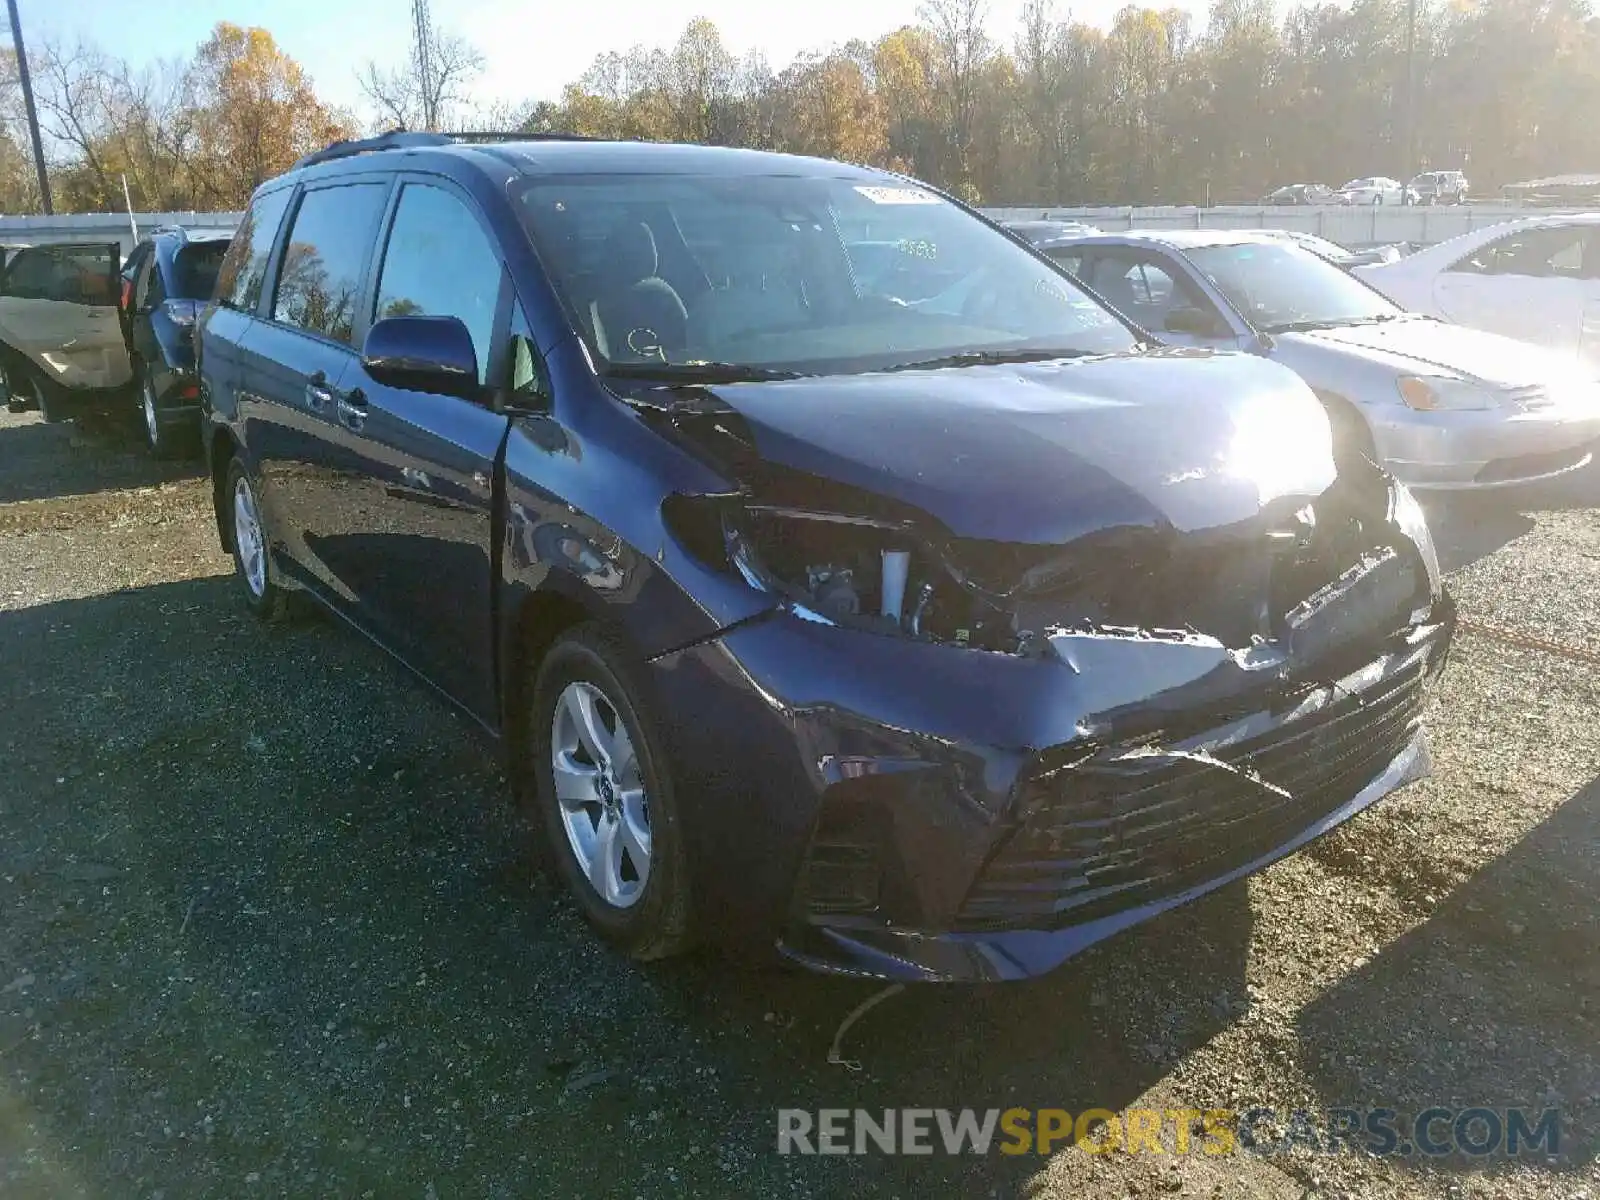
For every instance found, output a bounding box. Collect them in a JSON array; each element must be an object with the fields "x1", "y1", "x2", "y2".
[
  {"x1": 880, "y1": 550, "x2": 910, "y2": 622},
  {"x1": 807, "y1": 566, "x2": 861, "y2": 618}
]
